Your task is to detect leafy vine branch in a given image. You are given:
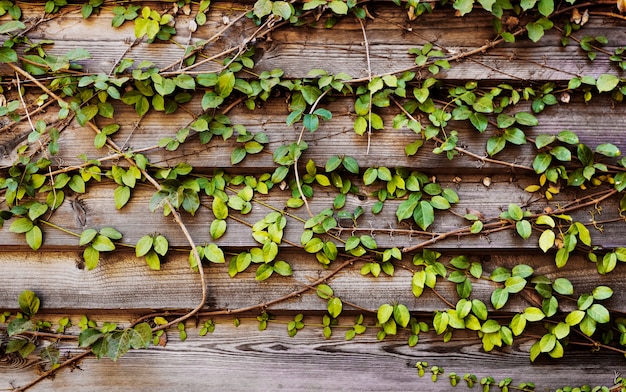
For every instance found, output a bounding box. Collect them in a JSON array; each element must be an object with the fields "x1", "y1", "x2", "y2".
[{"x1": 2, "y1": 0, "x2": 626, "y2": 390}]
